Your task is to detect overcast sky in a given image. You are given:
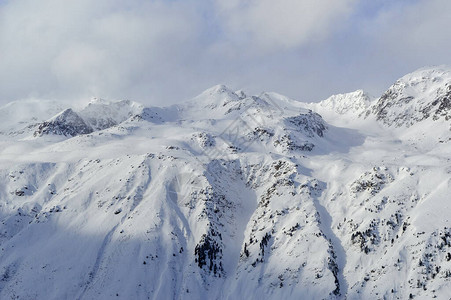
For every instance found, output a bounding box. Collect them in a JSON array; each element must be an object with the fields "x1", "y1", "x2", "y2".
[{"x1": 1, "y1": 0, "x2": 450, "y2": 106}]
